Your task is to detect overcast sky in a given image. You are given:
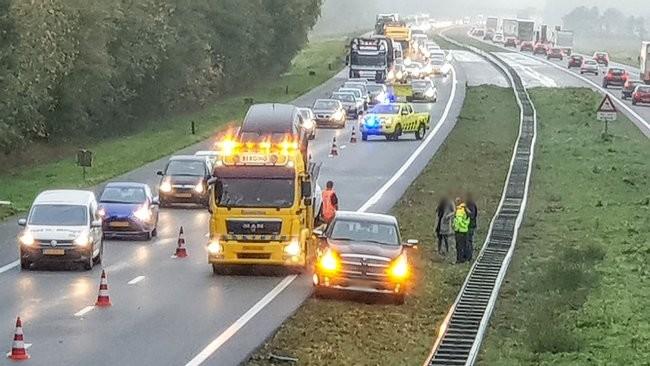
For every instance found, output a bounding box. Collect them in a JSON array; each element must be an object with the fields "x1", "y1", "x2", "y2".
[{"x1": 313, "y1": 0, "x2": 649, "y2": 35}]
